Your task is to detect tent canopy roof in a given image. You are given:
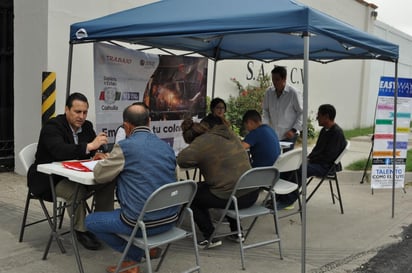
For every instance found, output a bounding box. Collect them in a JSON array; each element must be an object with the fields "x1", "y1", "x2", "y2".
[{"x1": 70, "y1": 0, "x2": 398, "y2": 63}]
